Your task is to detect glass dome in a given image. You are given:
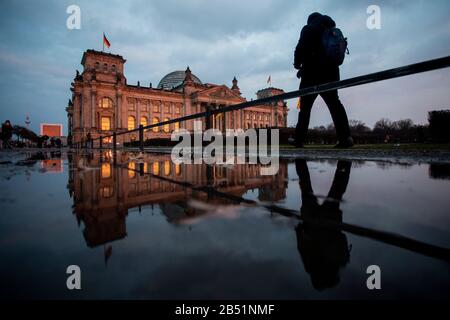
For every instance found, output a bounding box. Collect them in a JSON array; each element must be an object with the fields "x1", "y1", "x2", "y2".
[{"x1": 157, "y1": 70, "x2": 202, "y2": 90}]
